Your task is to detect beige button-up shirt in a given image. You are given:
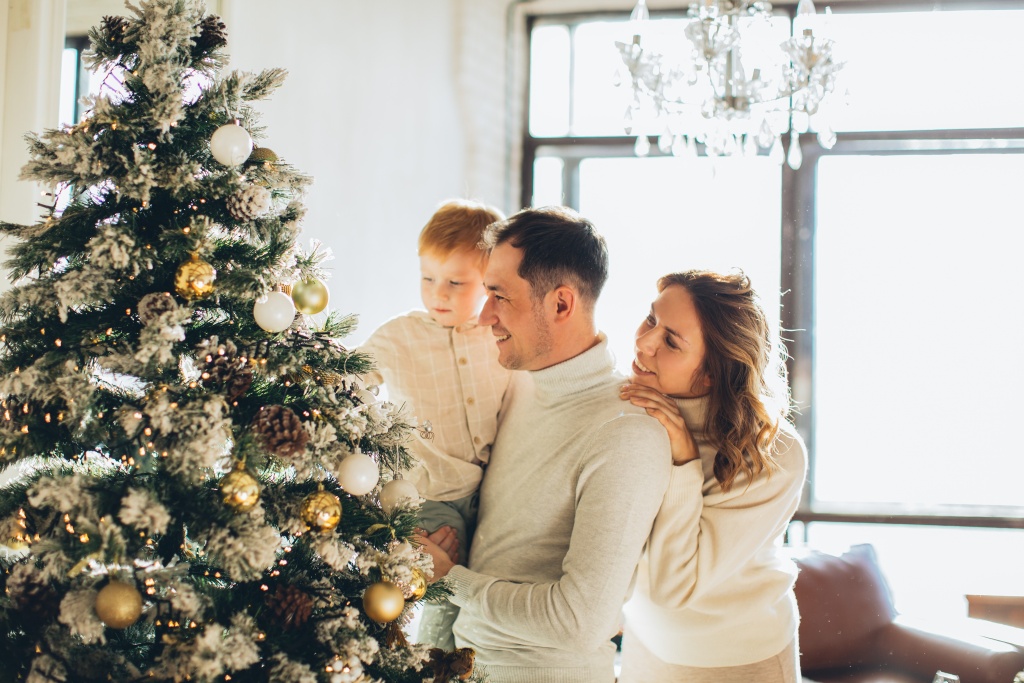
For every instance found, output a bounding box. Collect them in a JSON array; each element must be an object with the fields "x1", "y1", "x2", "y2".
[{"x1": 358, "y1": 310, "x2": 510, "y2": 501}]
